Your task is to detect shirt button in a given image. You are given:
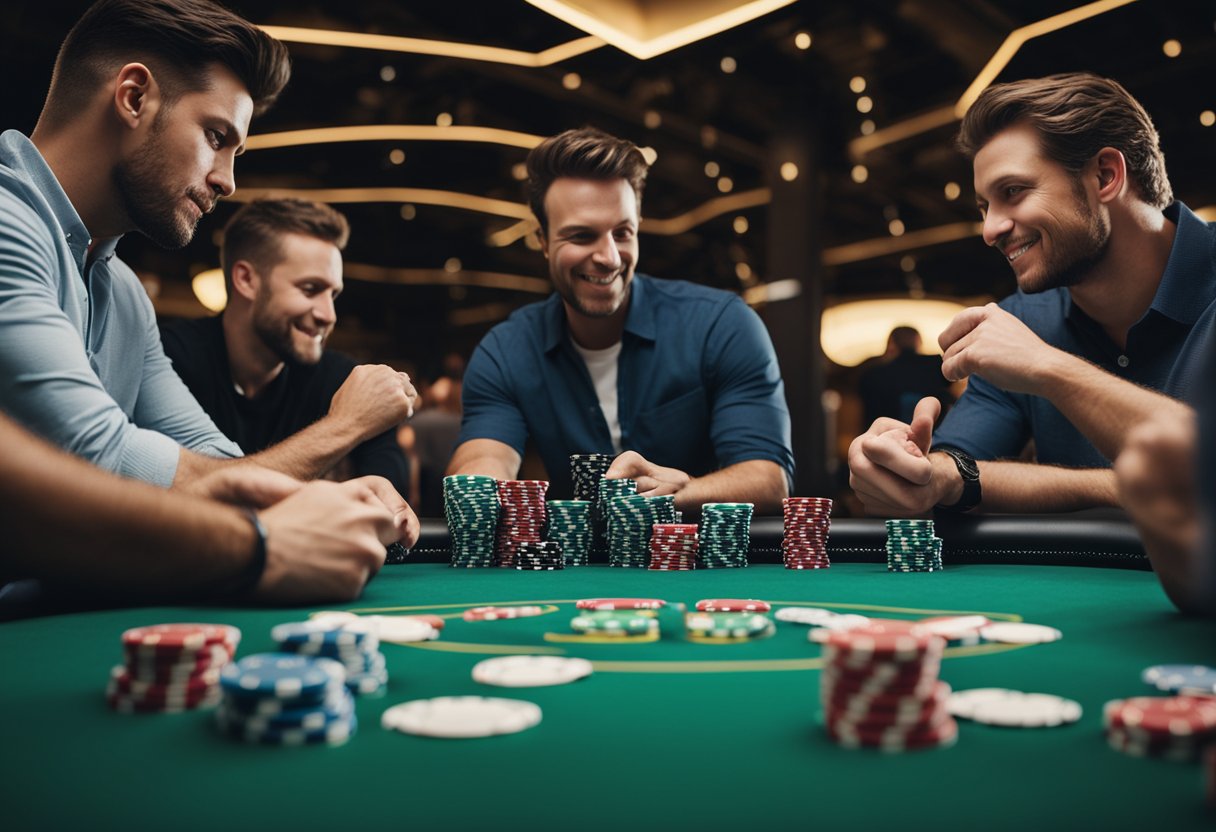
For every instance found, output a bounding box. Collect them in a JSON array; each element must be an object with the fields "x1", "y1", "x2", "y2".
[{"x1": 1117, "y1": 355, "x2": 1129, "y2": 368}]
